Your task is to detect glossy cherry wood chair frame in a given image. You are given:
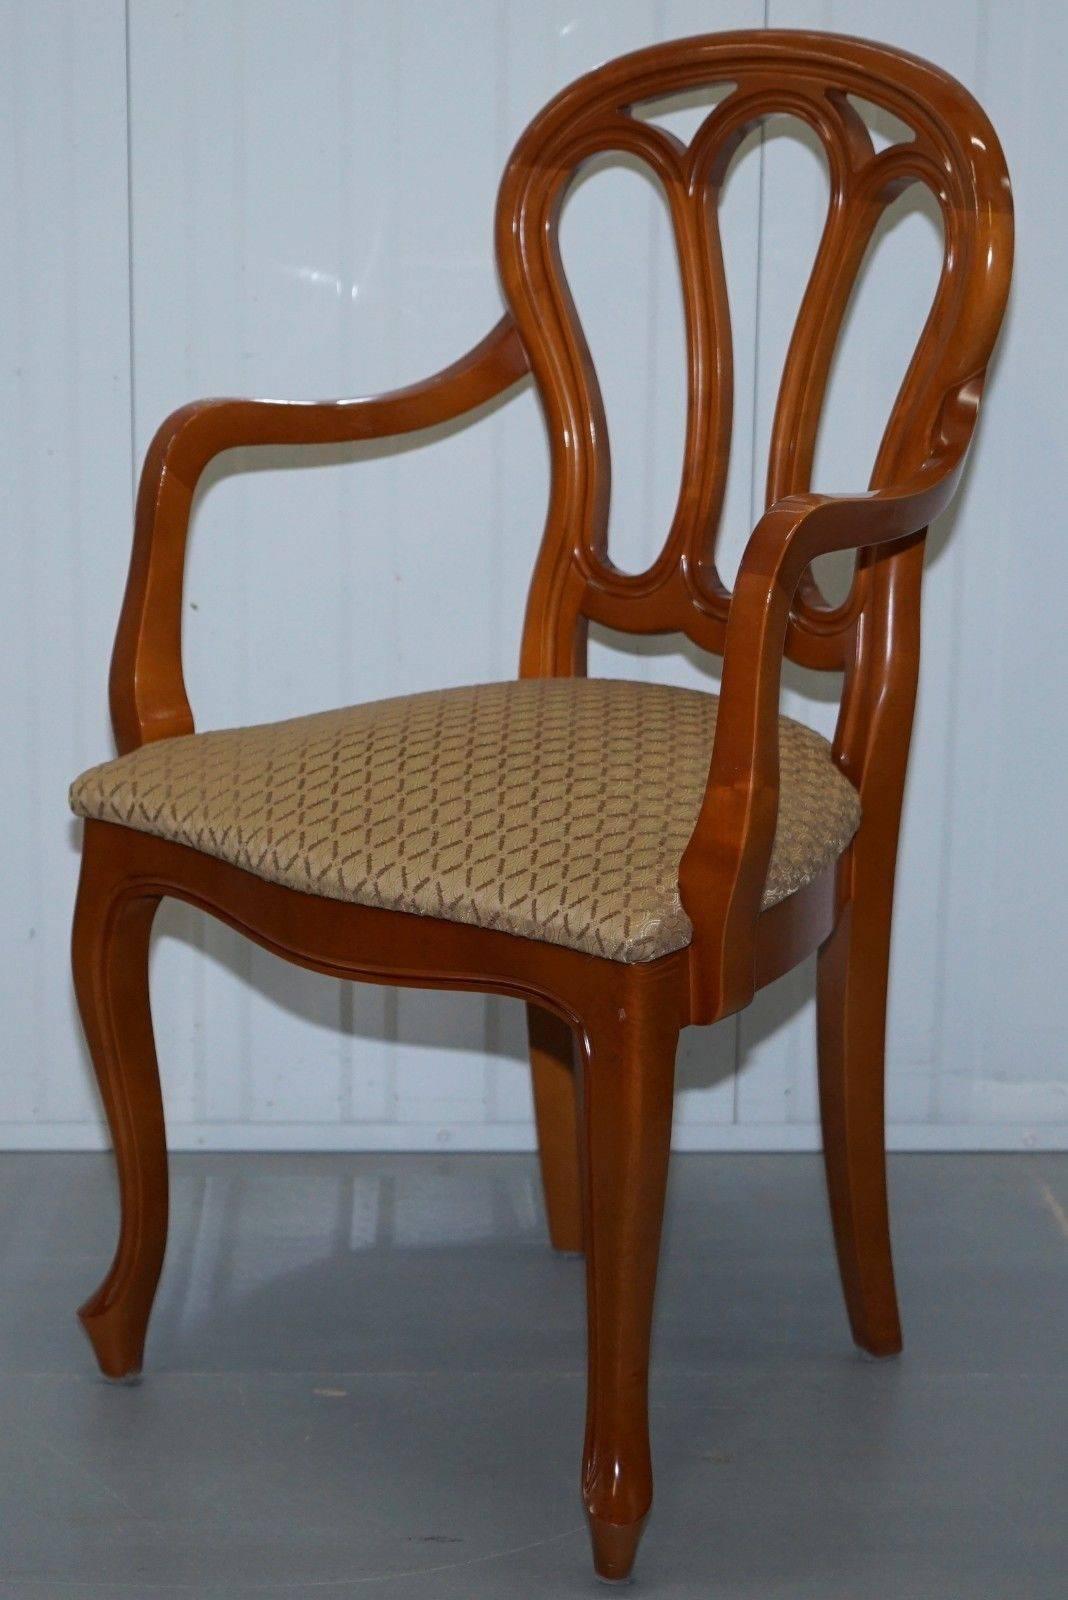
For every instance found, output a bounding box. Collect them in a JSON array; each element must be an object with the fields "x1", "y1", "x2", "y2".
[{"x1": 72, "y1": 30, "x2": 1012, "y2": 1582}]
